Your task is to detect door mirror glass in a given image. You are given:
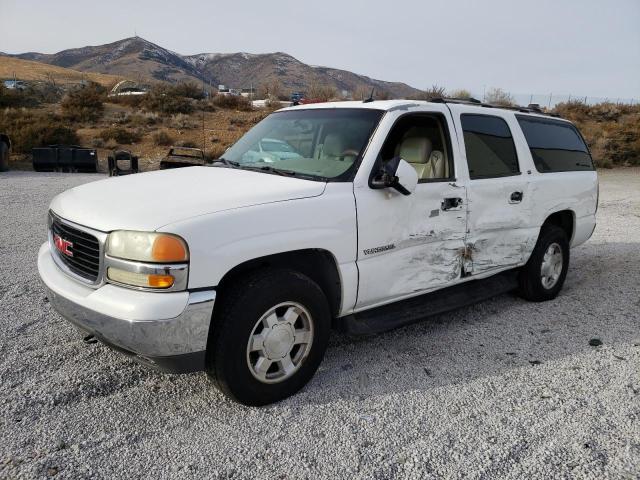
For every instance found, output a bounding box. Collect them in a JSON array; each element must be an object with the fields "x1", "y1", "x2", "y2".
[{"x1": 371, "y1": 156, "x2": 418, "y2": 195}]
